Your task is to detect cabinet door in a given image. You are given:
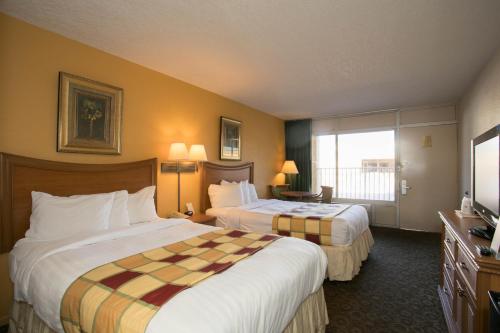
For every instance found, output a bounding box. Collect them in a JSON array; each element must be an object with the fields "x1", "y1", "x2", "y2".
[
  {"x1": 465, "y1": 301, "x2": 475, "y2": 333},
  {"x1": 454, "y1": 278, "x2": 464, "y2": 331},
  {"x1": 454, "y1": 277, "x2": 476, "y2": 333}
]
